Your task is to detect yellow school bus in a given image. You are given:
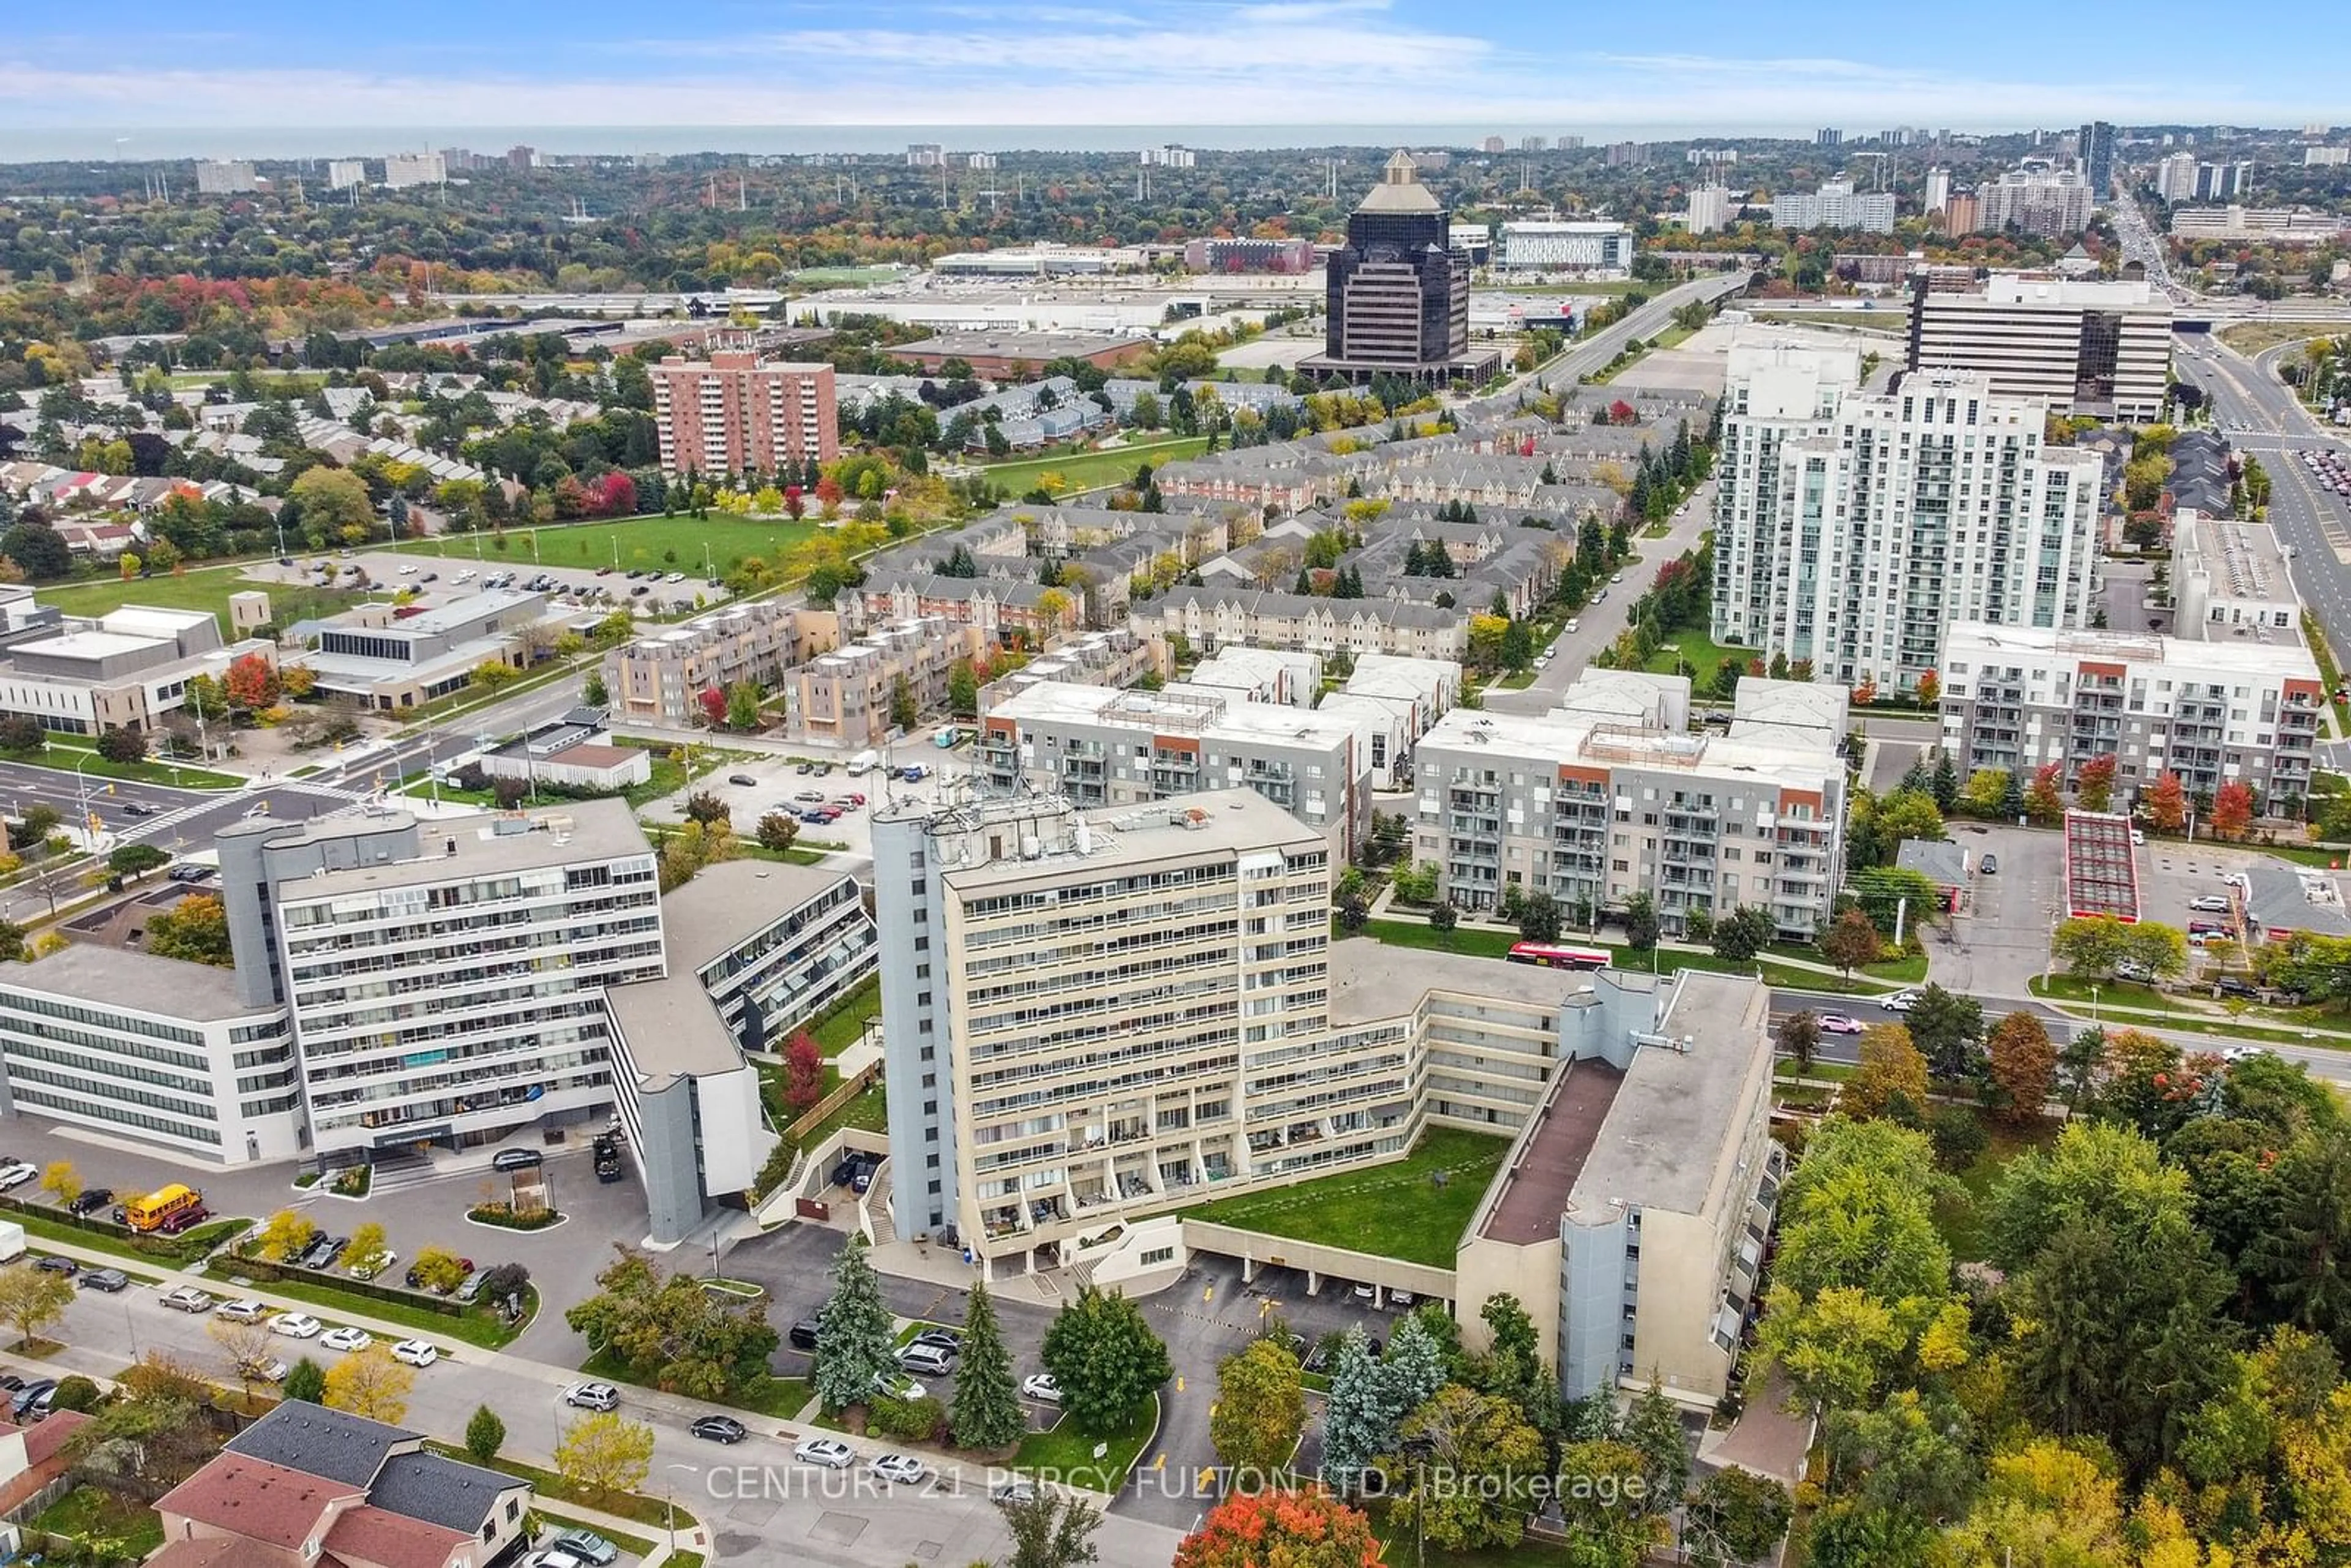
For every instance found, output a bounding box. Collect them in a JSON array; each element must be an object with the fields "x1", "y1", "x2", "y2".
[{"x1": 123, "y1": 1184, "x2": 204, "y2": 1232}]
